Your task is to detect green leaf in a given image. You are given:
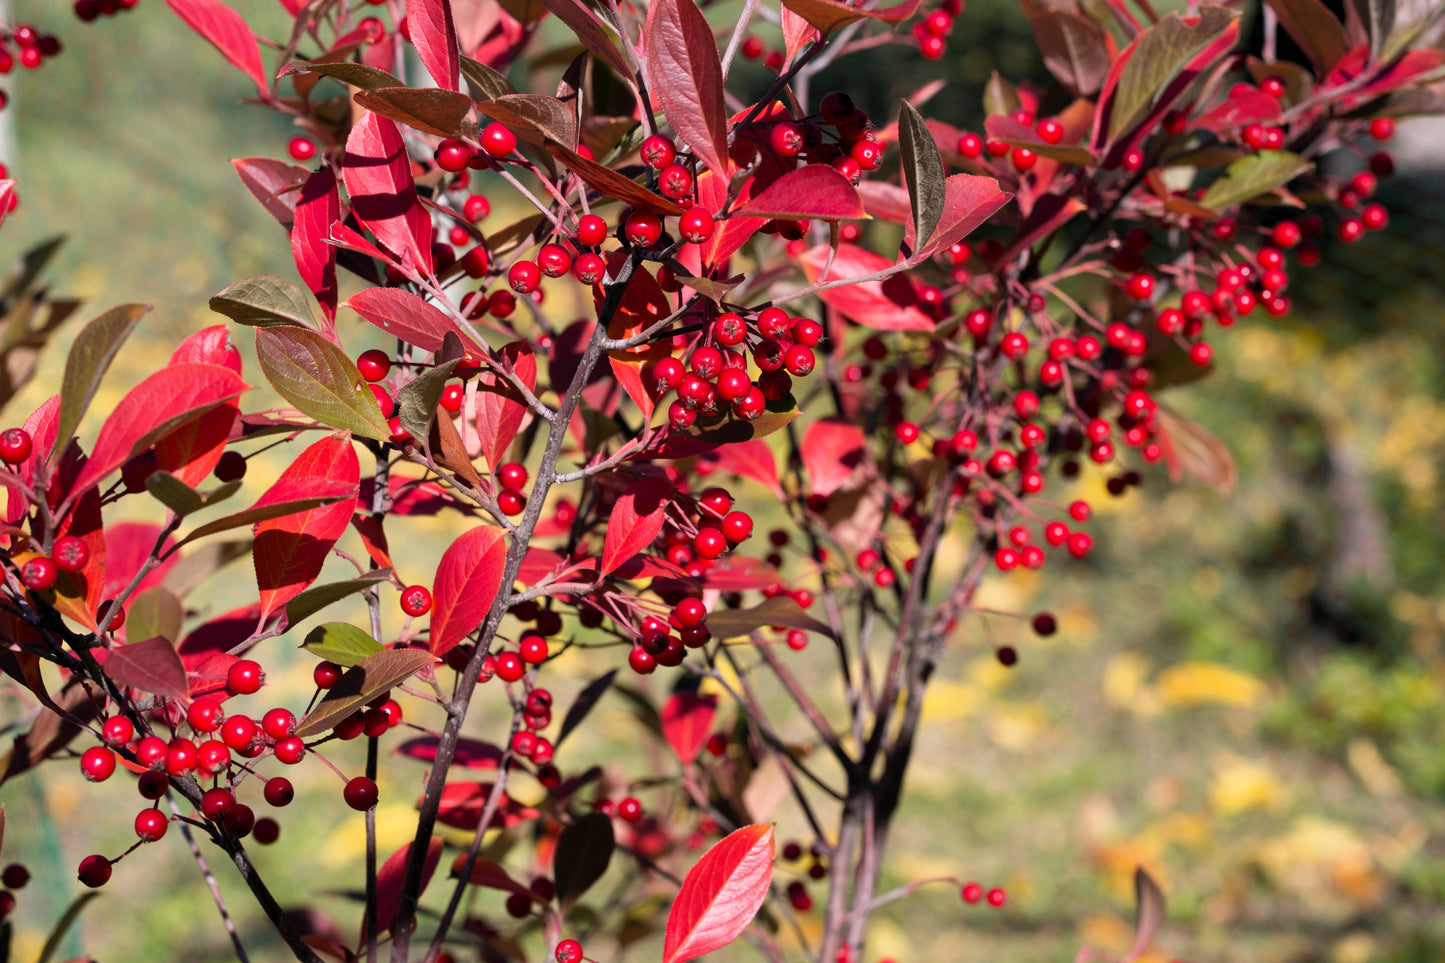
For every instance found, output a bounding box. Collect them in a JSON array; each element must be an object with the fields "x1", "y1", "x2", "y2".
[
  {"x1": 210, "y1": 276, "x2": 317, "y2": 329},
  {"x1": 281, "y1": 60, "x2": 404, "y2": 91},
  {"x1": 897, "y1": 101, "x2": 946, "y2": 256},
  {"x1": 146, "y1": 471, "x2": 242, "y2": 517},
  {"x1": 295, "y1": 648, "x2": 436, "y2": 737},
  {"x1": 1263, "y1": 0, "x2": 1349, "y2": 74},
  {"x1": 286, "y1": 570, "x2": 395, "y2": 629},
  {"x1": 0, "y1": 236, "x2": 64, "y2": 305},
  {"x1": 37, "y1": 892, "x2": 101, "y2": 963},
  {"x1": 398, "y1": 359, "x2": 461, "y2": 448},
  {"x1": 983, "y1": 71, "x2": 1020, "y2": 118},
  {"x1": 1109, "y1": 8, "x2": 1240, "y2": 142},
  {"x1": 706, "y1": 596, "x2": 833, "y2": 641},
  {"x1": 460, "y1": 56, "x2": 518, "y2": 100},
  {"x1": 176, "y1": 491, "x2": 349, "y2": 547},
  {"x1": 1198, "y1": 150, "x2": 1312, "y2": 211},
  {"x1": 301, "y1": 622, "x2": 386, "y2": 667},
  {"x1": 54, "y1": 303, "x2": 151, "y2": 457},
  {"x1": 127, "y1": 588, "x2": 184, "y2": 646},
  {"x1": 254, "y1": 327, "x2": 391, "y2": 441}
]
